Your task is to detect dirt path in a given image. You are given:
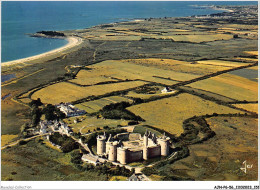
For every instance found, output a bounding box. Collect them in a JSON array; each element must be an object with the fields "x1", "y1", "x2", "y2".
[{"x1": 93, "y1": 42, "x2": 106, "y2": 62}]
